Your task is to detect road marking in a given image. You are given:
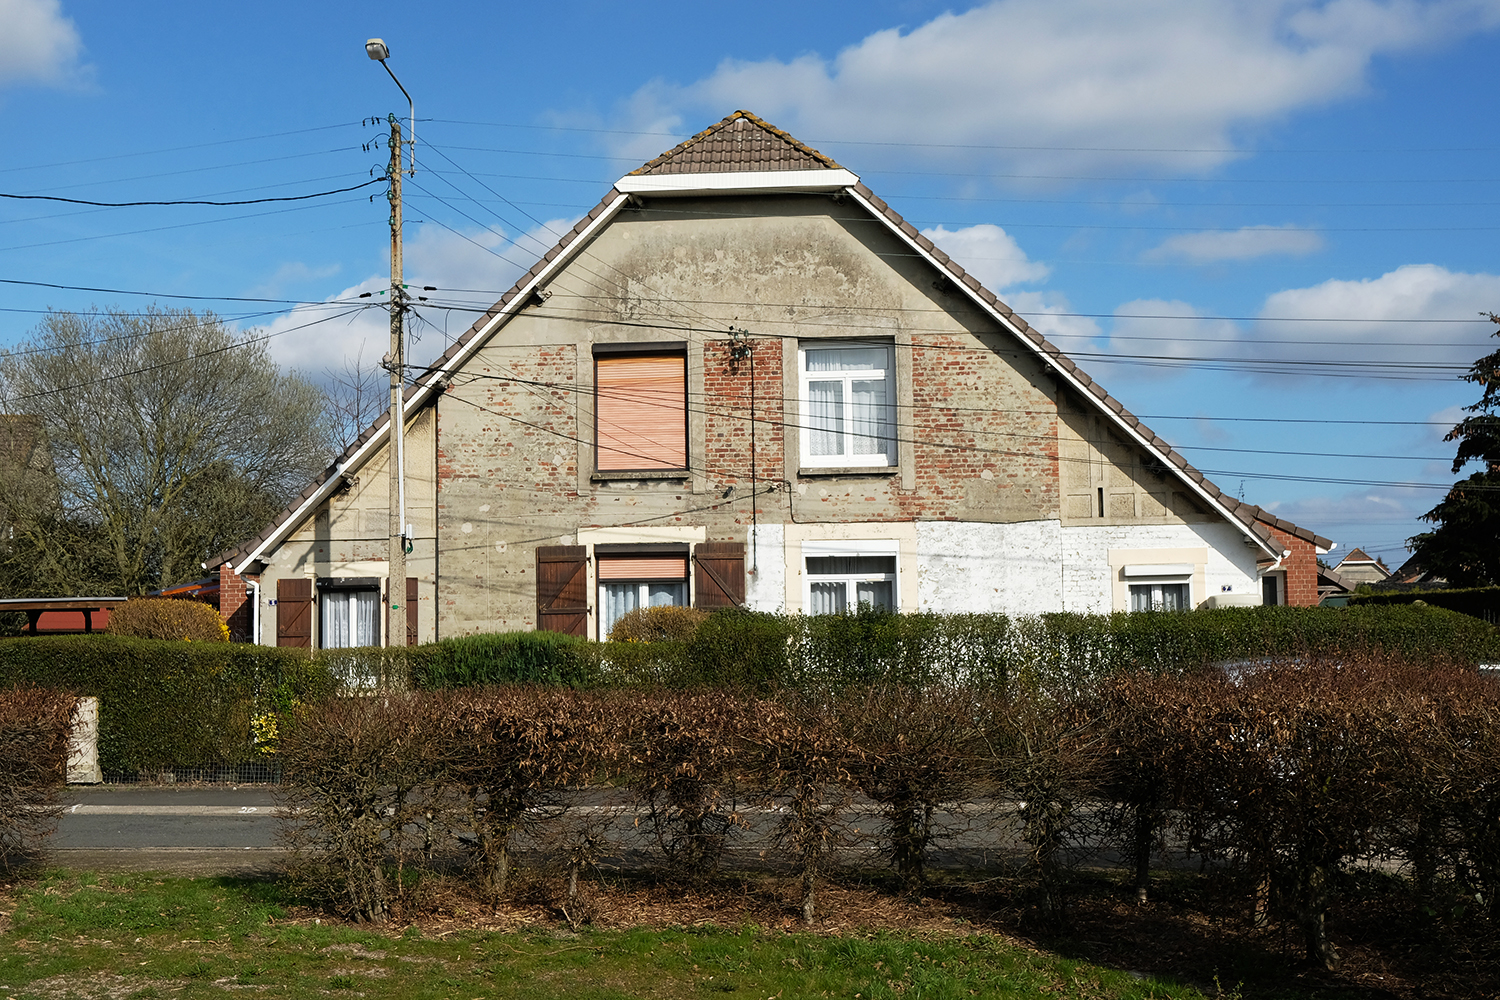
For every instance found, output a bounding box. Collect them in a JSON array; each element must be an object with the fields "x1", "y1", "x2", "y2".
[{"x1": 59, "y1": 805, "x2": 281, "y2": 816}]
